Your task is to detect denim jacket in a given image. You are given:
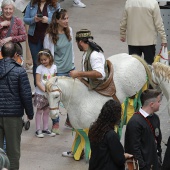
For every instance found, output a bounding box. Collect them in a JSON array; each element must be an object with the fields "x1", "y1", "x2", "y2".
[{"x1": 23, "y1": 2, "x2": 60, "y2": 36}]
